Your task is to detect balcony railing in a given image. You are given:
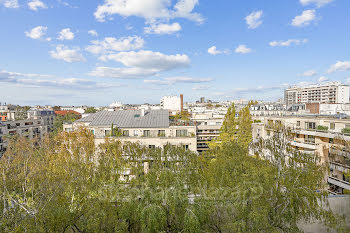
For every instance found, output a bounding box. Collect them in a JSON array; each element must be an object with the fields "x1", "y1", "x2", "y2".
[
  {"x1": 329, "y1": 148, "x2": 350, "y2": 159},
  {"x1": 329, "y1": 161, "x2": 350, "y2": 173},
  {"x1": 328, "y1": 176, "x2": 350, "y2": 191}
]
